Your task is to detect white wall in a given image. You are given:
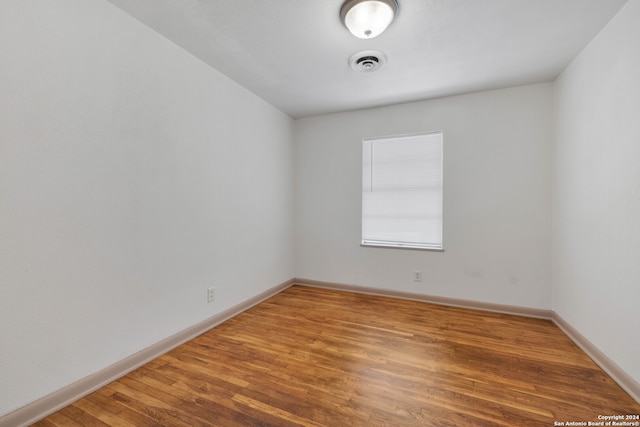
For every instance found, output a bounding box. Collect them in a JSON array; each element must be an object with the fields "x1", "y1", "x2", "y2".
[
  {"x1": 553, "y1": 0, "x2": 640, "y2": 383},
  {"x1": 295, "y1": 84, "x2": 553, "y2": 309},
  {"x1": 0, "y1": 0, "x2": 293, "y2": 416}
]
